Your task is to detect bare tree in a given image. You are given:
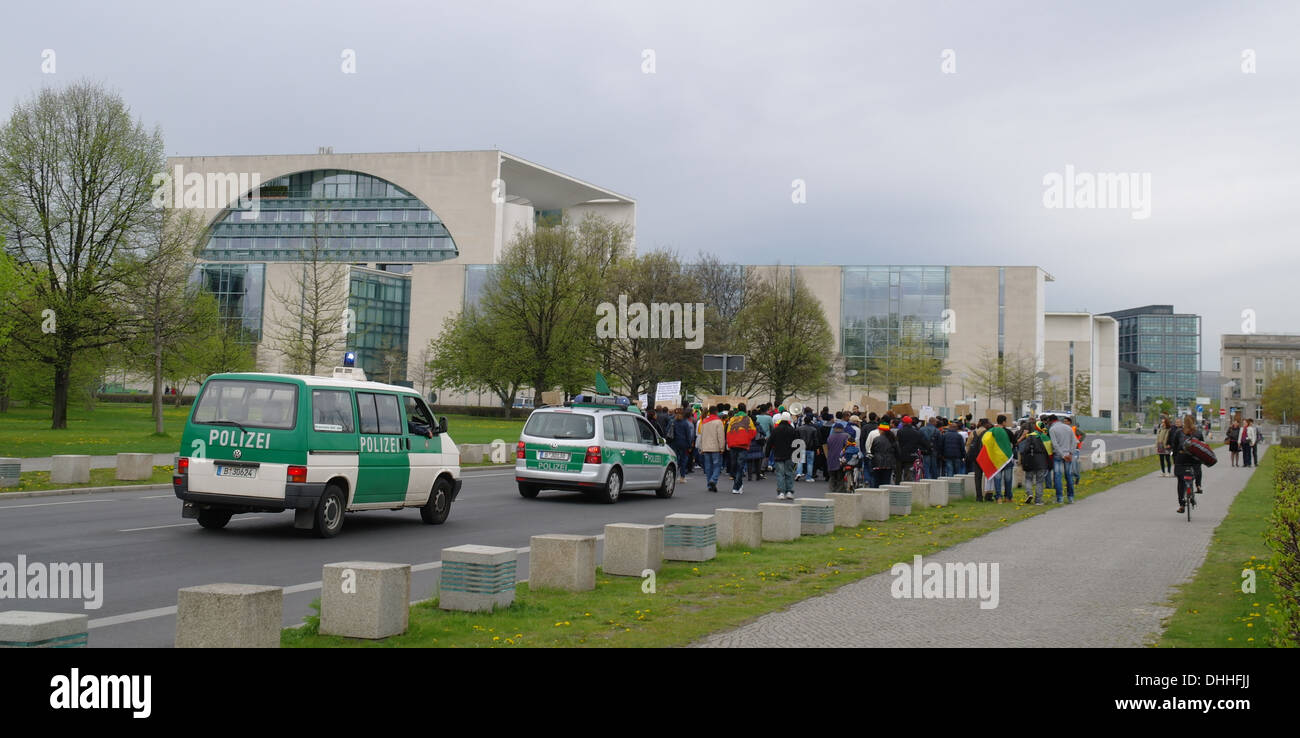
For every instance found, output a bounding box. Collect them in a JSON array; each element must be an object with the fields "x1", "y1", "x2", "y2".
[
  {"x1": 735, "y1": 267, "x2": 834, "y2": 404},
  {"x1": 267, "y1": 203, "x2": 349, "y2": 375}
]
